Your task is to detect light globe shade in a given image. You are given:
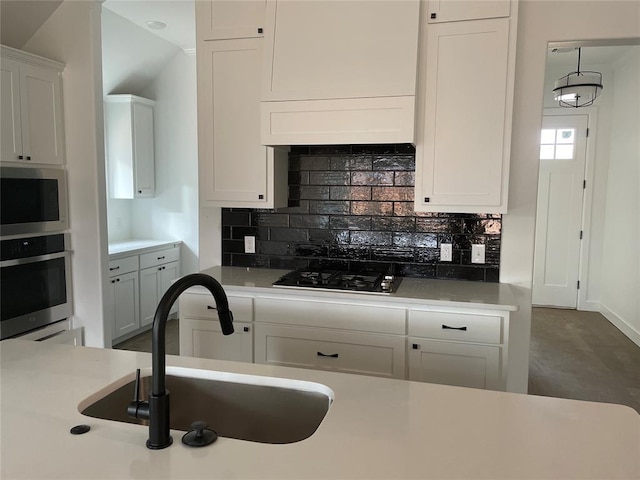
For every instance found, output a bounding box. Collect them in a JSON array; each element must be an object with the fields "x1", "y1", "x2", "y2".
[{"x1": 553, "y1": 71, "x2": 603, "y2": 108}]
